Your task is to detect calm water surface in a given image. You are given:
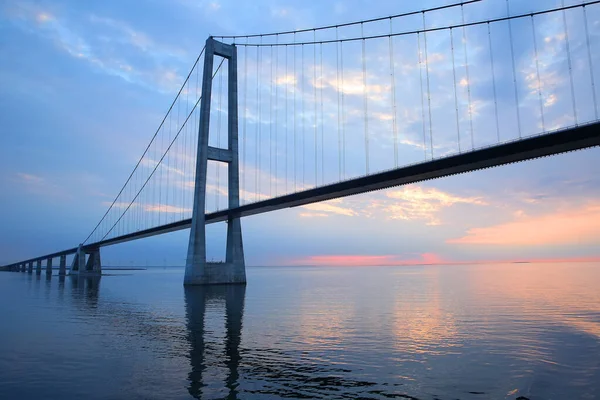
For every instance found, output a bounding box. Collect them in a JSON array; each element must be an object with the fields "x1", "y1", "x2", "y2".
[{"x1": 1, "y1": 263, "x2": 599, "y2": 400}]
